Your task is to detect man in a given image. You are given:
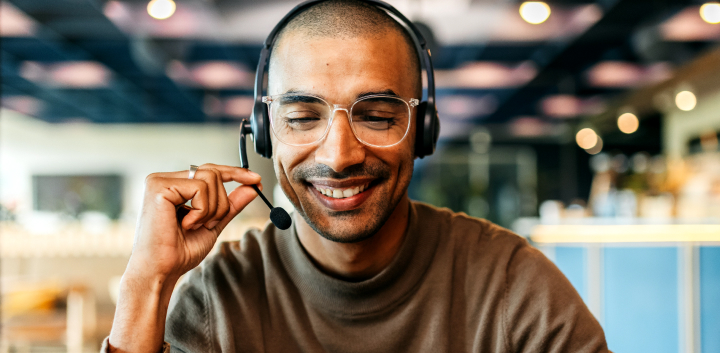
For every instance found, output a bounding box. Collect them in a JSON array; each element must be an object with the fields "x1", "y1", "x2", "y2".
[{"x1": 106, "y1": 1, "x2": 609, "y2": 352}]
